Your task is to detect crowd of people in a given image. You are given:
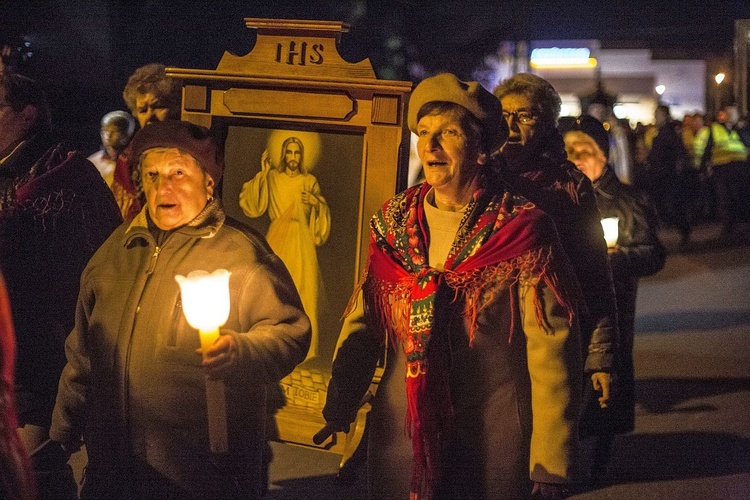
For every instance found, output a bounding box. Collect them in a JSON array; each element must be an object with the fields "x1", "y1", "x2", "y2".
[
  {"x1": 607, "y1": 104, "x2": 750, "y2": 247},
  {"x1": 0, "y1": 51, "x2": 747, "y2": 500}
]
